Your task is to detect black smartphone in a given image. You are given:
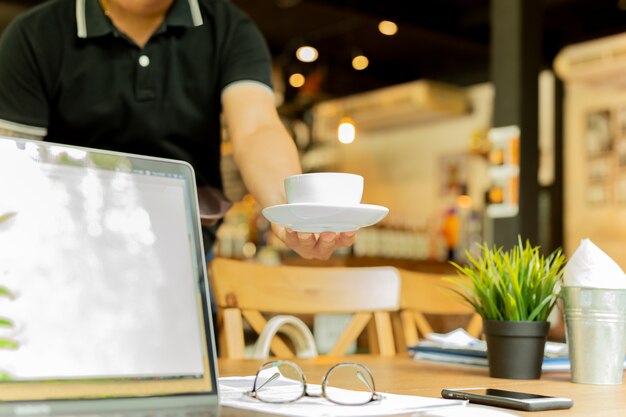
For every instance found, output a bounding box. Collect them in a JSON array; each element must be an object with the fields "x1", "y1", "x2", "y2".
[{"x1": 441, "y1": 388, "x2": 574, "y2": 411}]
